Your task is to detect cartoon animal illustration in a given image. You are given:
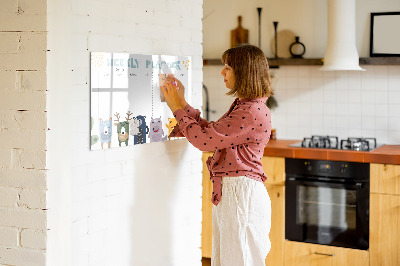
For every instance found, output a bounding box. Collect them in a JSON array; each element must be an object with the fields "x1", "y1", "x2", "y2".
[
  {"x1": 165, "y1": 117, "x2": 178, "y2": 140},
  {"x1": 99, "y1": 118, "x2": 112, "y2": 149},
  {"x1": 134, "y1": 115, "x2": 149, "y2": 145},
  {"x1": 149, "y1": 117, "x2": 168, "y2": 143},
  {"x1": 91, "y1": 117, "x2": 99, "y2": 146},
  {"x1": 114, "y1": 111, "x2": 133, "y2": 147},
  {"x1": 129, "y1": 117, "x2": 140, "y2": 136}
]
